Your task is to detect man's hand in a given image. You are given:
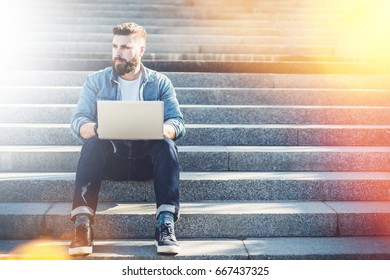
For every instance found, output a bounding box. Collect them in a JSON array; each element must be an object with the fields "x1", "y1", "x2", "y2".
[
  {"x1": 80, "y1": 122, "x2": 175, "y2": 140},
  {"x1": 163, "y1": 123, "x2": 176, "y2": 140},
  {"x1": 80, "y1": 122, "x2": 97, "y2": 140}
]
